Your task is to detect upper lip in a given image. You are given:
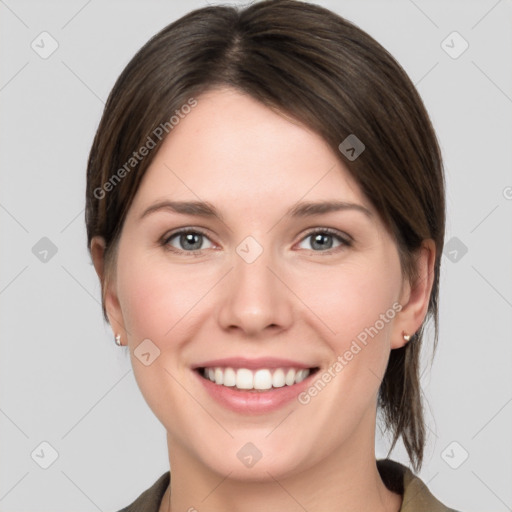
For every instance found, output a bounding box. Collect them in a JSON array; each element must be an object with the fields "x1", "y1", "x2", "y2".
[{"x1": 192, "y1": 357, "x2": 317, "y2": 370}]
